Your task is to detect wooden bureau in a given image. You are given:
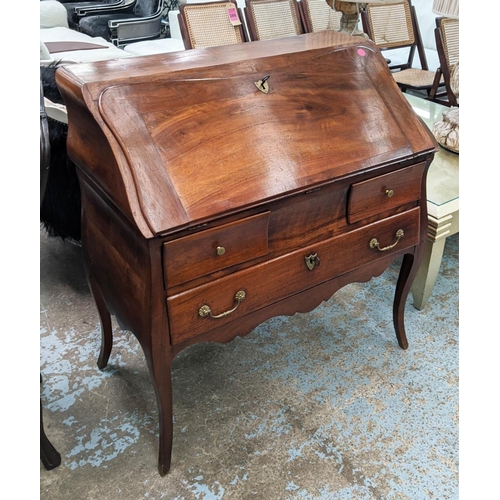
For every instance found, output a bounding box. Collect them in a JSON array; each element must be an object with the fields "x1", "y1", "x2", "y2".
[{"x1": 56, "y1": 31, "x2": 437, "y2": 475}]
